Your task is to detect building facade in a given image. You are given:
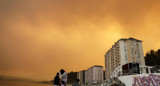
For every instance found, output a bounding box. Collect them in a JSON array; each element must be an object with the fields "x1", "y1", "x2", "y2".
[
  {"x1": 85, "y1": 65, "x2": 103, "y2": 84},
  {"x1": 77, "y1": 70, "x2": 86, "y2": 85},
  {"x1": 104, "y1": 38, "x2": 146, "y2": 80}
]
